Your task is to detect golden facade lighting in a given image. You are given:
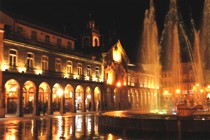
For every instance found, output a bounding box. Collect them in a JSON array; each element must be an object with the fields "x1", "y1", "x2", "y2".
[
  {"x1": 34, "y1": 69, "x2": 42, "y2": 75},
  {"x1": 116, "y1": 81, "x2": 121, "y2": 87},
  {"x1": 18, "y1": 67, "x2": 26, "y2": 73},
  {"x1": 63, "y1": 74, "x2": 69, "y2": 78},
  {"x1": 176, "y1": 89, "x2": 180, "y2": 94},
  {"x1": 1, "y1": 64, "x2": 8, "y2": 71},
  {"x1": 113, "y1": 48, "x2": 121, "y2": 62}
]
